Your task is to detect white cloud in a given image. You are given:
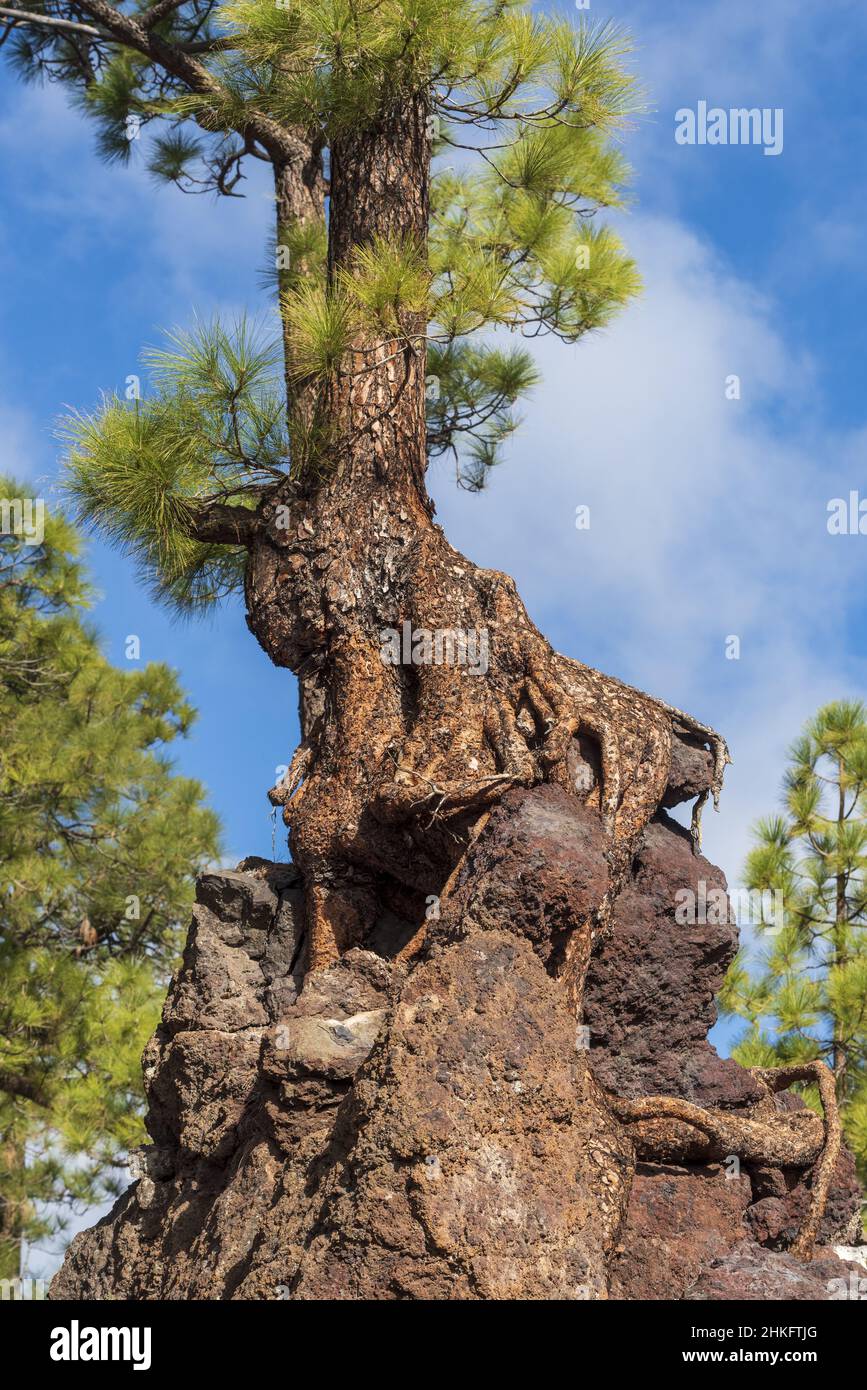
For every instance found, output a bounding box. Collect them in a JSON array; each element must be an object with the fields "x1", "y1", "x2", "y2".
[
  {"x1": 597, "y1": 0, "x2": 866, "y2": 238},
  {"x1": 0, "y1": 80, "x2": 272, "y2": 328}
]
